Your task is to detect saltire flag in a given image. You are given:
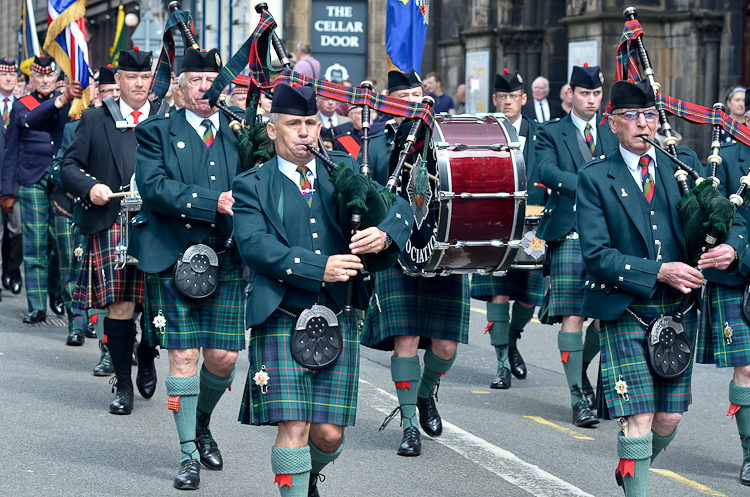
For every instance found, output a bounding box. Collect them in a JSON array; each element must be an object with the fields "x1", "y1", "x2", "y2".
[
  {"x1": 150, "y1": 8, "x2": 196, "y2": 101},
  {"x1": 43, "y1": 0, "x2": 91, "y2": 118},
  {"x1": 600, "y1": 19, "x2": 644, "y2": 123},
  {"x1": 110, "y1": 5, "x2": 126, "y2": 67},
  {"x1": 385, "y1": 0, "x2": 429, "y2": 73},
  {"x1": 18, "y1": 0, "x2": 41, "y2": 77}
]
